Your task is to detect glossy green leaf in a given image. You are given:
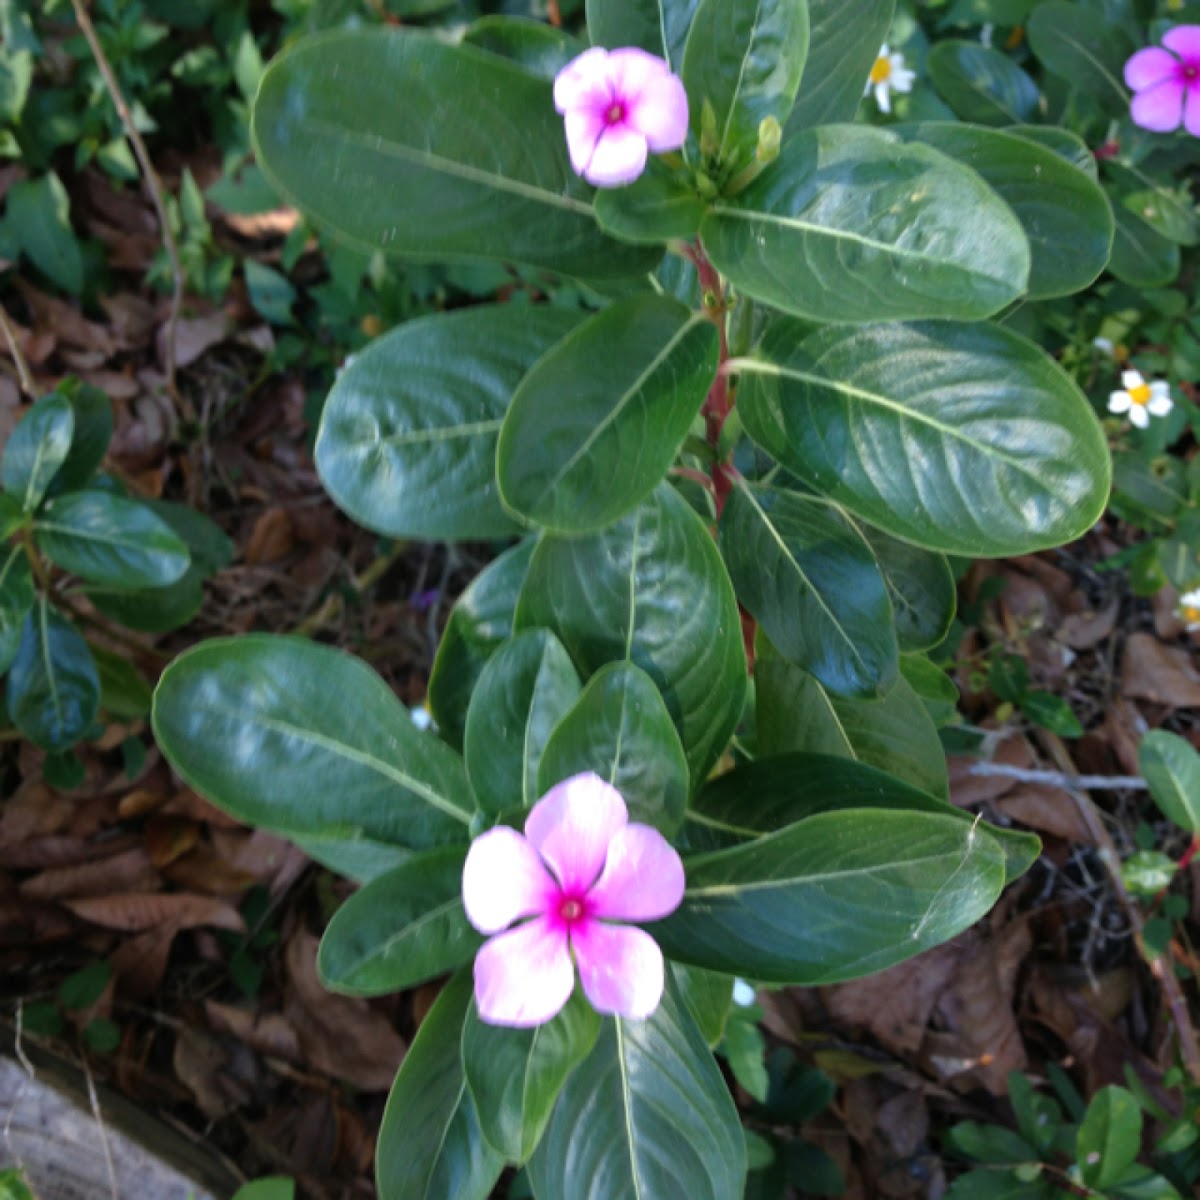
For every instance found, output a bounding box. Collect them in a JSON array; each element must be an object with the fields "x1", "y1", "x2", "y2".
[
  {"x1": 318, "y1": 847, "x2": 480, "y2": 996},
  {"x1": 737, "y1": 319, "x2": 1110, "y2": 556},
  {"x1": 1104, "y1": 161, "x2": 1199, "y2": 248},
  {"x1": 895, "y1": 122, "x2": 1112, "y2": 300},
  {"x1": 527, "y1": 976, "x2": 745, "y2": 1200},
  {"x1": 0, "y1": 543, "x2": 34, "y2": 675},
  {"x1": 462, "y1": 16, "x2": 585, "y2": 80},
  {"x1": 91, "y1": 644, "x2": 153, "y2": 719},
  {"x1": 682, "y1": 0, "x2": 809, "y2": 171},
  {"x1": 854, "y1": 521, "x2": 955, "y2": 652},
  {"x1": 655, "y1": 808, "x2": 1007, "y2": 982},
  {"x1": 1076, "y1": 1087, "x2": 1141, "y2": 1190},
  {"x1": 1026, "y1": 3, "x2": 1133, "y2": 111},
  {"x1": 2, "y1": 393, "x2": 73, "y2": 512},
  {"x1": 291, "y1": 833, "x2": 410, "y2": 886},
  {"x1": 48, "y1": 382, "x2": 113, "y2": 495},
  {"x1": 537, "y1": 661, "x2": 689, "y2": 836},
  {"x1": 462, "y1": 989, "x2": 601, "y2": 1164},
  {"x1": 1139, "y1": 730, "x2": 1200, "y2": 834},
  {"x1": 755, "y1": 637, "x2": 949, "y2": 799},
  {"x1": 85, "y1": 499, "x2": 233, "y2": 634},
  {"x1": 1108, "y1": 204, "x2": 1182, "y2": 288},
  {"x1": 900, "y1": 652, "x2": 960, "y2": 726},
  {"x1": 464, "y1": 628, "x2": 582, "y2": 815},
  {"x1": 701, "y1": 125, "x2": 1029, "y2": 323},
  {"x1": 35, "y1": 491, "x2": 190, "y2": 588},
  {"x1": 1005, "y1": 124, "x2": 1097, "y2": 179},
  {"x1": 593, "y1": 160, "x2": 706, "y2": 244},
  {"x1": 0, "y1": 493, "x2": 22, "y2": 540},
  {"x1": 8, "y1": 599, "x2": 99, "y2": 751},
  {"x1": 429, "y1": 539, "x2": 534, "y2": 748},
  {"x1": 153, "y1": 635, "x2": 473, "y2": 852},
  {"x1": 684, "y1": 752, "x2": 1039, "y2": 882},
  {"x1": 721, "y1": 481, "x2": 896, "y2": 699},
  {"x1": 5, "y1": 172, "x2": 84, "y2": 295},
  {"x1": 671, "y1": 963, "x2": 735, "y2": 1048},
  {"x1": 927, "y1": 41, "x2": 1039, "y2": 125},
  {"x1": 252, "y1": 30, "x2": 659, "y2": 284},
  {"x1": 498, "y1": 296, "x2": 717, "y2": 534},
  {"x1": 377, "y1": 970, "x2": 504, "y2": 1200},
  {"x1": 318, "y1": 306, "x2": 583, "y2": 542},
  {"x1": 515, "y1": 485, "x2": 746, "y2": 789},
  {"x1": 585, "y1": 0, "x2": 700, "y2": 71},
  {"x1": 786, "y1": 0, "x2": 894, "y2": 130}
]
